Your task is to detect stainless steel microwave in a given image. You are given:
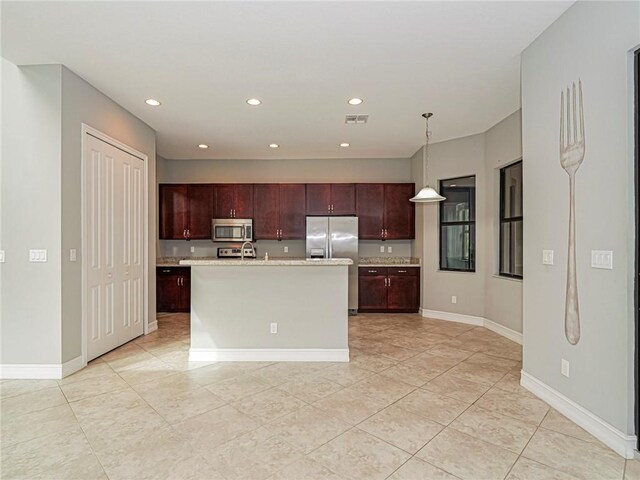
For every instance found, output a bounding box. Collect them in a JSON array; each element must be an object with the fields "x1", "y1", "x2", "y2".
[{"x1": 212, "y1": 219, "x2": 253, "y2": 242}]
